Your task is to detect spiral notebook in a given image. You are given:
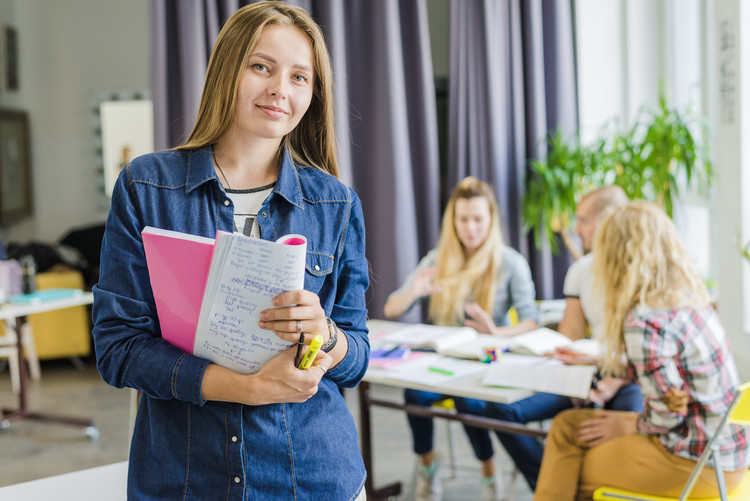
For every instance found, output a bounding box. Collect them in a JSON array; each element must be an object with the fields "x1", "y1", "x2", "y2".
[{"x1": 142, "y1": 227, "x2": 307, "y2": 373}]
